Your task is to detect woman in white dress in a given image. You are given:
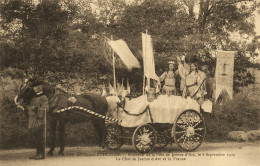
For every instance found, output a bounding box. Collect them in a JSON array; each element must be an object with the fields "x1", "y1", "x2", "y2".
[{"x1": 182, "y1": 63, "x2": 206, "y2": 103}]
